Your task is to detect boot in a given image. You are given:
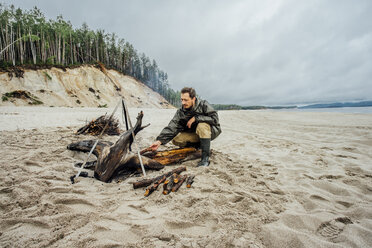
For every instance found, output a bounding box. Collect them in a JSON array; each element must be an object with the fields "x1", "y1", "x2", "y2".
[
  {"x1": 185, "y1": 141, "x2": 200, "y2": 149},
  {"x1": 197, "y1": 138, "x2": 210, "y2": 167}
]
